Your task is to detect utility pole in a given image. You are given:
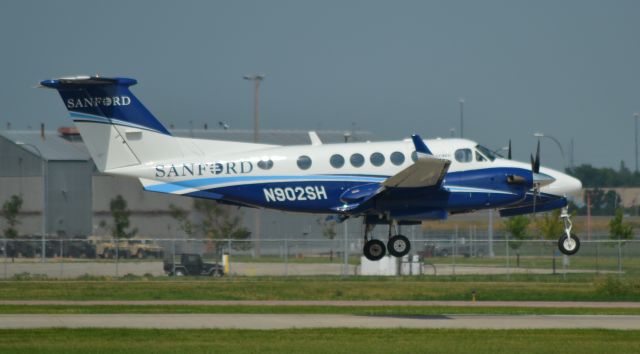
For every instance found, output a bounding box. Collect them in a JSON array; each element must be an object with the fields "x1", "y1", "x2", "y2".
[
  {"x1": 459, "y1": 99, "x2": 464, "y2": 138},
  {"x1": 634, "y1": 113, "x2": 639, "y2": 172},
  {"x1": 244, "y1": 74, "x2": 265, "y2": 257}
]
